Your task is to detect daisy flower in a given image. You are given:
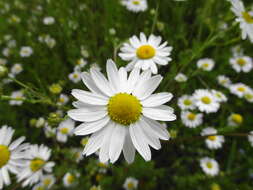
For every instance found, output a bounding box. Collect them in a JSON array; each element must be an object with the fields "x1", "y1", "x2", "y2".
[
  {"x1": 43, "y1": 16, "x2": 55, "y2": 25},
  {"x1": 217, "y1": 74, "x2": 231, "y2": 88},
  {"x1": 174, "y1": 73, "x2": 188, "y2": 82},
  {"x1": 201, "y1": 127, "x2": 225, "y2": 150},
  {"x1": 228, "y1": 113, "x2": 243, "y2": 126},
  {"x1": 75, "y1": 58, "x2": 87, "y2": 70},
  {"x1": 32, "y1": 183, "x2": 45, "y2": 190},
  {"x1": 9, "y1": 90, "x2": 24, "y2": 106},
  {"x1": 63, "y1": 172, "x2": 76, "y2": 187},
  {"x1": 18, "y1": 144, "x2": 55, "y2": 187},
  {"x1": 229, "y1": 83, "x2": 250, "y2": 98},
  {"x1": 44, "y1": 123, "x2": 56, "y2": 138},
  {"x1": 57, "y1": 94, "x2": 69, "y2": 106},
  {"x1": 10, "y1": 63, "x2": 23, "y2": 75},
  {"x1": 193, "y1": 89, "x2": 220, "y2": 113},
  {"x1": 229, "y1": 0, "x2": 253, "y2": 42},
  {"x1": 56, "y1": 119, "x2": 75, "y2": 143},
  {"x1": 71, "y1": 148, "x2": 83, "y2": 163},
  {"x1": 68, "y1": 59, "x2": 176, "y2": 163},
  {"x1": 35, "y1": 117, "x2": 46, "y2": 128},
  {"x1": 244, "y1": 89, "x2": 253, "y2": 103},
  {"x1": 196, "y1": 58, "x2": 215, "y2": 71},
  {"x1": 231, "y1": 45, "x2": 244, "y2": 57},
  {"x1": 229, "y1": 56, "x2": 253, "y2": 73},
  {"x1": 121, "y1": 0, "x2": 148, "y2": 13},
  {"x1": 40, "y1": 175, "x2": 55, "y2": 189},
  {"x1": 0, "y1": 126, "x2": 29, "y2": 189},
  {"x1": 119, "y1": 33, "x2": 173, "y2": 74},
  {"x1": 248, "y1": 131, "x2": 253, "y2": 147},
  {"x1": 68, "y1": 71, "x2": 82, "y2": 83},
  {"x1": 20, "y1": 46, "x2": 33, "y2": 57},
  {"x1": 181, "y1": 111, "x2": 203, "y2": 128},
  {"x1": 177, "y1": 95, "x2": 196, "y2": 110},
  {"x1": 200, "y1": 157, "x2": 219, "y2": 176},
  {"x1": 123, "y1": 177, "x2": 138, "y2": 190},
  {"x1": 211, "y1": 90, "x2": 227, "y2": 103}
]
